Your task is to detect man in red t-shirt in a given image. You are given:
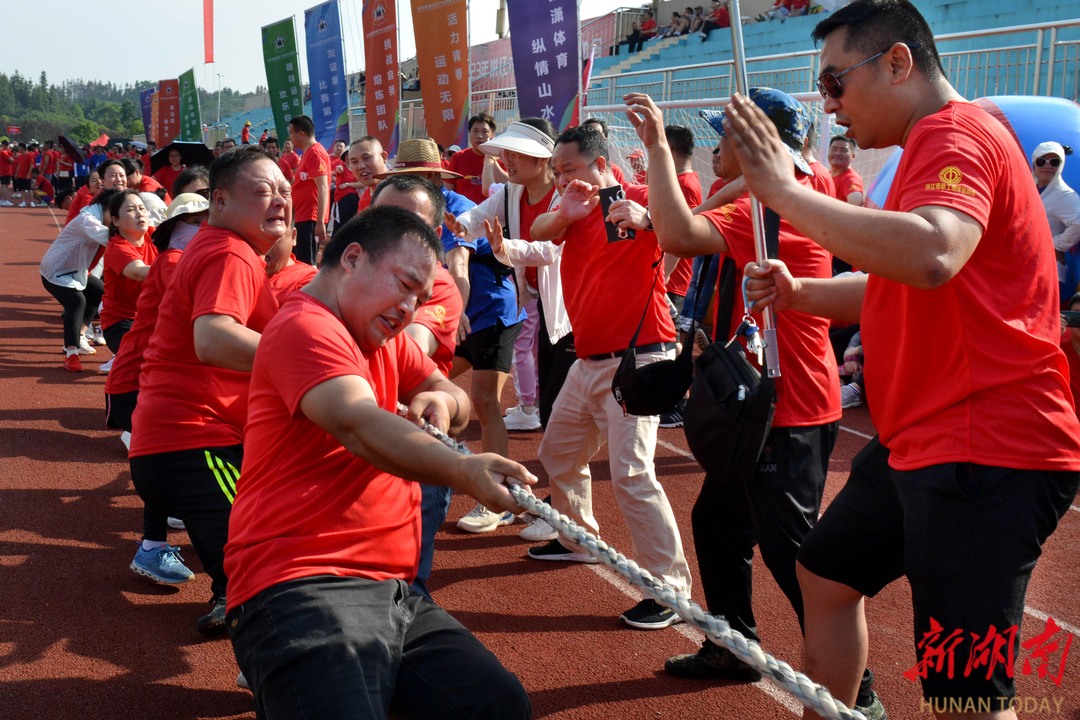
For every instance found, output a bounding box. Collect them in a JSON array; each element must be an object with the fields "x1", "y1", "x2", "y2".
[
  {"x1": 223, "y1": 206, "x2": 532, "y2": 717},
  {"x1": 14, "y1": 142, "x2": 38, "y2": 207},
  {"x1": 128, "y1": 146, "x2": 290, "y2": 636},
  {"x1": 828, "y1": 135, "x2": 865, "y2": 206},
  {"x1": 288, "y1": 115, "x2": 330, "y2": 266},
  {"x1": 346, "y1": 136, "x2": 389, "y2": 213},
  {"x1": 628, "y1": 89, "x2": 858, "y2": 694},
  {"x1": 446, "y1": 112, "x2": 497, "y2": 204},
  {"x1": 370, "y1": 174, "x2": 464, "y2": 599},
  {"x1": 527, "y1": 125, "x2": 691, "y2": 631},
  {"x1": 730, "y1": 3, "x2": 1080, "y2": 713},
  {"x1": 277, "y1": 138, "x2": 300, "y2": 181},
  {"x1": 0, "y1": 139, "x2": 13, "y2": 206},
  {"x1": 241, "y1": 121, "x2": 251, "y2": 145},
  {"x1": 328, "y1": 140, "x2": 360, "y2": 228}
]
